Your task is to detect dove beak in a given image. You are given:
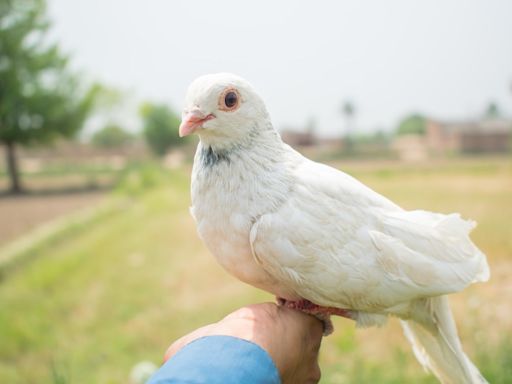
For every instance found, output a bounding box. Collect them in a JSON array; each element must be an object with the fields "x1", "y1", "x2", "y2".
[{"x1": 179, "y1": 109, "x2": 215, "y2": 137}]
